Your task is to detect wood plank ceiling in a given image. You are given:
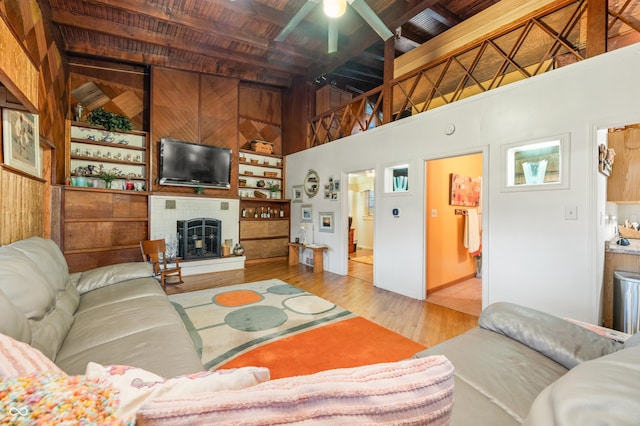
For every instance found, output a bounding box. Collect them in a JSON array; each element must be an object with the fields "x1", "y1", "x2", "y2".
[{"x1": 39, "y1": 0, "x2": 499, "y2": 96}]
